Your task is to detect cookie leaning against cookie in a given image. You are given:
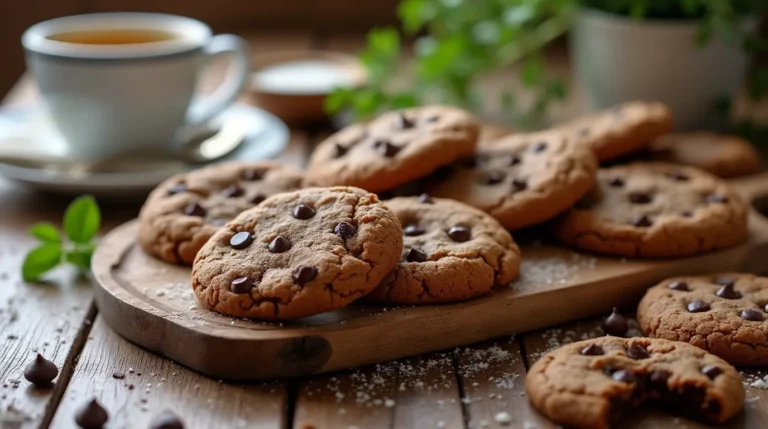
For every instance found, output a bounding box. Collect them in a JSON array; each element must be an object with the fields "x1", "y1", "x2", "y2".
[
  {"x1": 304, "y1": 105, "x2": 480, "y2": 193},
  {"x1": 649, "y1": 132, "x2": 761, "y2": 178},
  {"x1": 526, "y1": 336, "x2": 744, "y2": 429},
  {"x1": 139, "y1": 161, "x2": 304, "y2": 265},
  {"x1": 366, "y1": 196, "x2": 521, "y2": 304},
  {"x1": 191, "y1": 187, "x2": 403, "y2": 320},
  {"x1": 638, "y1": 273, "x2": 768, "y2": 365},
  {"x1": 428, "y1": 130, "x2": 598, "y2": 230},
  {"x1": 553, "y1": 162, "x2": 748, "y2": 258}
]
